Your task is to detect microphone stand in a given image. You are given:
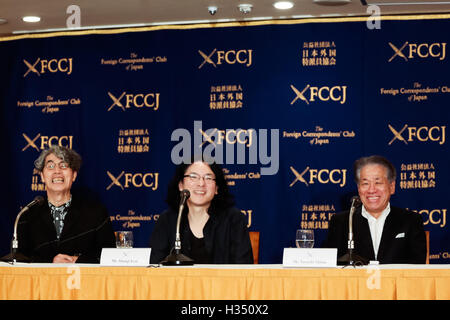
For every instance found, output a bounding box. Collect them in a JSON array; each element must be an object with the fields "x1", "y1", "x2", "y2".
[
  {"x1": 337, "y1": 196, "x2": 369, "y2": 267},
  {"x1": 0, "y1": 204, "x2": 36, "y2": 264},
  {"x1": 161, "y1": 190, "x2": 194, "y2": 266}
]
